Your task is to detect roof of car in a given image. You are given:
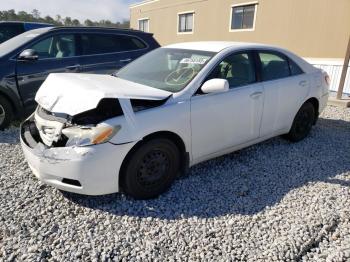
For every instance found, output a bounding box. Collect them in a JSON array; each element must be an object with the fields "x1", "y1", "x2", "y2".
[
  {"x1": 165, "y1": 41, "x2": 271, "y2": 52},
  {"x1": 48, "y1": 26, "x2": 151, "y2": 34},
  {"x1": 0, "y1": 21, "x2": 52, "y2": 25}
]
